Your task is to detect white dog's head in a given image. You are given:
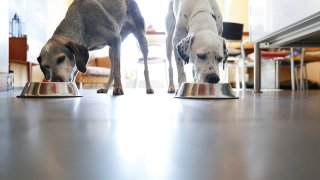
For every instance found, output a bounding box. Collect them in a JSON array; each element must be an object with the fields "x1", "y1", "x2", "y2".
[
  {"x1": 37, "y1": 36, "x2": 89, "y2": 82},
  {"x1": 177, "y1": 32, "x2": 228, "y2": 83}
]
